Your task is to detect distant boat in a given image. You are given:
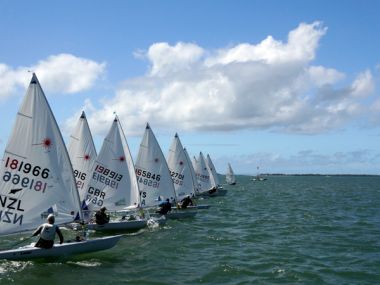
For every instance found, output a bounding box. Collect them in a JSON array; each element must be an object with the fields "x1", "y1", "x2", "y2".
[
  {"x1": 251, "y1": 166, "x2": 267, "y2": 181},
  {"x1": 0, "y1": 73, "x2": 121, "y2": 260},
  {"x1": 167, "y1": 134, "x2": 209, "y2": 210},
  {"x1": 226, "y1": 163, "x2": 237, "y2": 185},
  {"x1": 193, "y1": 152, "x2": 217, "y2": 196},
  {"x1": 206, "y1": 154, "x2": 221, "y2": 187},
  {"x1": 206, "y1": 154, "x2": 227, "y2": 196},
  {"x1": 251, "y1": 176, "x2": 267, "y2": 181}
]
